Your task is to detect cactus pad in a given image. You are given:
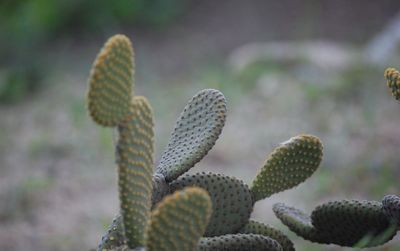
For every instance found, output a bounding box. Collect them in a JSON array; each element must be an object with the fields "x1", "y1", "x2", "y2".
[
  {"x1": 198, "y1": 233, "x2": 283, "y2": 251},
  {"x1": 239, "y1": 220, "x2": 294, "y2": 251},
  {"x1": 251, "y1": 135, "x2": 323, "y2": 201},
  {"x1": 157, "y1": 89, "x2": 227, "y2": 182},
  {"x1": 116, "y1": 96, "x2": 154, "y2": 248},
  {"x1": 384, "y1": 67, "x2": 400, "y2": 100},
  {"x1": 311, "y1": 200, "x2": 394, "y2": 247},
  {"x1": 145, "y1": 187, "x2": 212, "y2": 251},
  {"x1": 88, "y1": 34, "x2": 134, "y2": 127},
  {"x1": 97, "y1": 215, "x2": 127, "y2": 251},
  {"x1": 169, "y1": 172, "x2": 253, "y2": 236},
  {"x1": 272, "y1": 203, "x2": 328, "y2": 243},
  {"x1": 382, "y1": 194, "x2": 400, "y2": 225}
]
